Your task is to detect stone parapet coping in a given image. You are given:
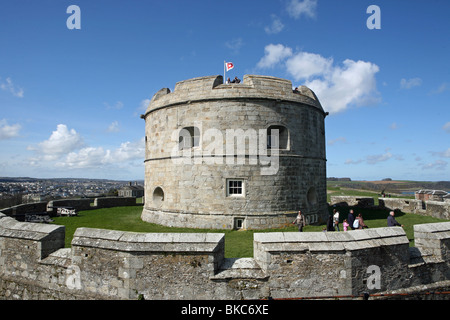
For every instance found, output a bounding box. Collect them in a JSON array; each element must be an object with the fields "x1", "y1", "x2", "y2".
[
  {"x1": 254, "y1": 227, "x2": 408, "y2": 253},
  {"x1": 0, "y1": 212, "x2": 64, "y2": 242},
  {"x1": 72, "y1": 227, "x2": 225, "y2": 254}
]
